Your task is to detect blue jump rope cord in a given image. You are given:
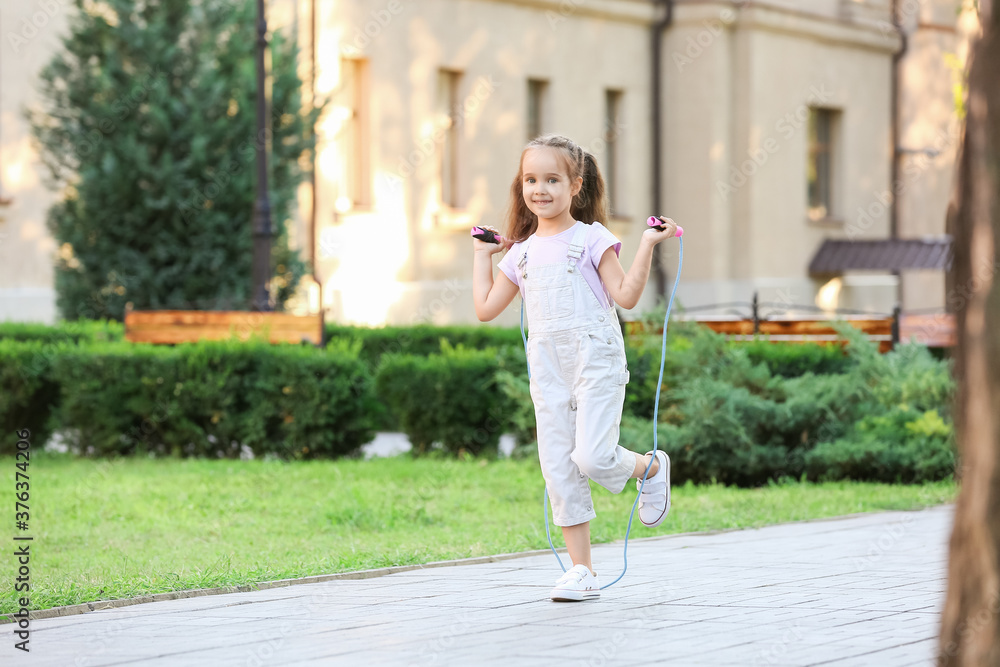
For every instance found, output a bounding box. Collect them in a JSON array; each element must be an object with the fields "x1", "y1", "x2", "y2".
[{"x1": 520, "y1": 237, "x2": 684, "y2": 590}]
